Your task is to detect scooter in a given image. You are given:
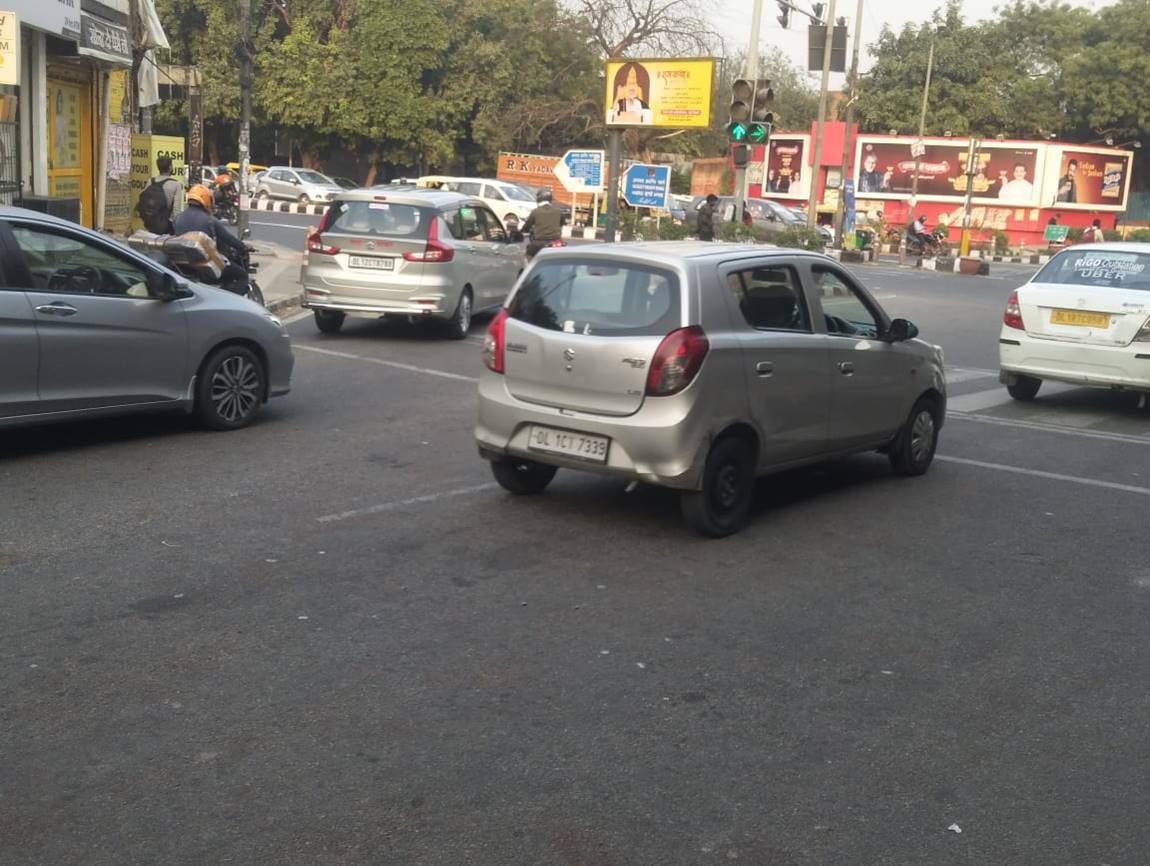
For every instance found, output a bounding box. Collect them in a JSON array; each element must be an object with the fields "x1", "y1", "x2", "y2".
[{"x1": 213, "y1": 180, "x2": 240, "y2": 225}]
